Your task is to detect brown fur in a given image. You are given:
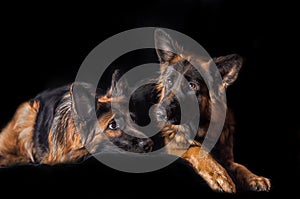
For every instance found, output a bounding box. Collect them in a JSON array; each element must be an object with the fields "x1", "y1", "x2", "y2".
[
  {"x1": 0, "y1": 92, "x2": 90, "y2": 166},
  {"x1": 0, "y1": 101, "x2": 39, "y2": 165},
  {"x1": 0, "y1": 79, "x2": 153, "y2": 167},
  {"x1": 153, "y1": 29, "x2": 271, "y2": 193}
]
